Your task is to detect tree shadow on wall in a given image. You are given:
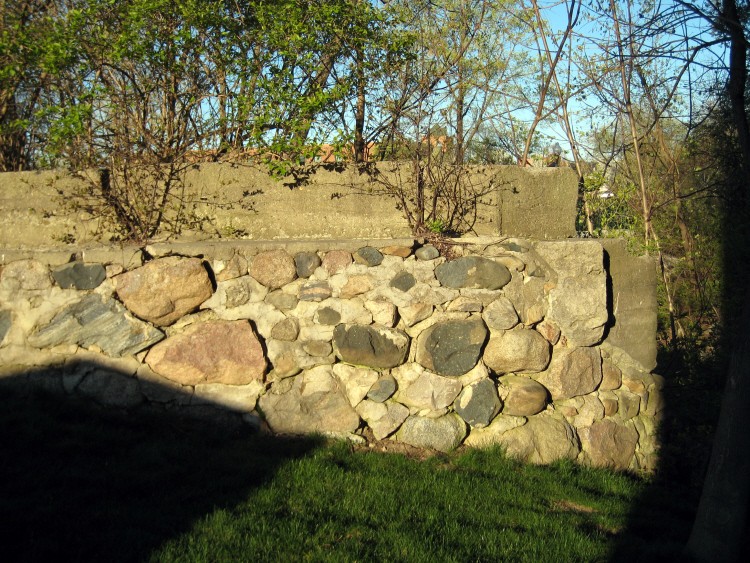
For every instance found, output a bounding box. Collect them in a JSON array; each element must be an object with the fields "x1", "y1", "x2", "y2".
[{"x1": 0, "y1": 363, "x2": 323, "y2": 563}]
